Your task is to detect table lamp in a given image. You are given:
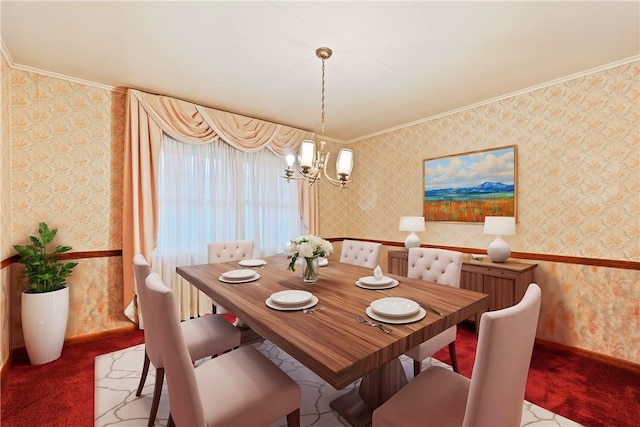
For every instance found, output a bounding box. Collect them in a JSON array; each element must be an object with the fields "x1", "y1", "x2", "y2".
[
  {"x1": 399, "y1": 216, "x2": 425, "y2": 249},
  {"x1": 483, "y1": 216, "x2": 515, "y2": 263}
]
